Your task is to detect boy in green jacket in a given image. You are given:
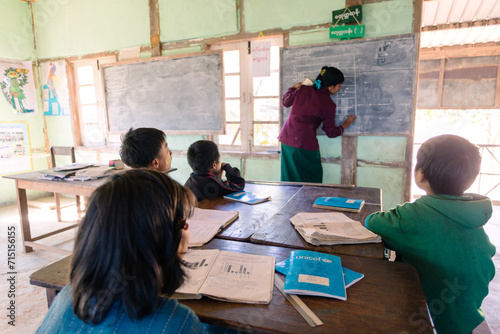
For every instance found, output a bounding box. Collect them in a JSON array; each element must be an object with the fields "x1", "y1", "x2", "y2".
[{"x1": 366, "y1": 135, "x2": 495, "y2": 334}]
